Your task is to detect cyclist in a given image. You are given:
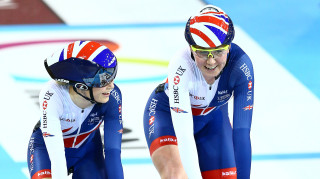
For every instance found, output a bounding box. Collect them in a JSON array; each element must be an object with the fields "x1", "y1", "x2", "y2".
[
  {"x1": 27, "y1": 41, "x2": 124, "y2": 179},
  {"x1": 144, "y1": 5, "x2": 254, "y2": 179}
]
